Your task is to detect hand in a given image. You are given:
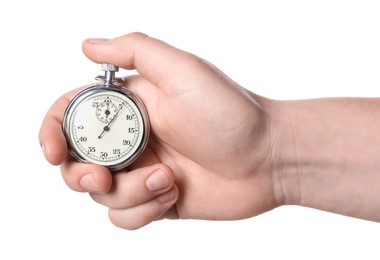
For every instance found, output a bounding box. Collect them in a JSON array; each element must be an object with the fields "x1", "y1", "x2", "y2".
[{"x1": 39, "y1": 32, "x2": 277, "y2": 230}]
